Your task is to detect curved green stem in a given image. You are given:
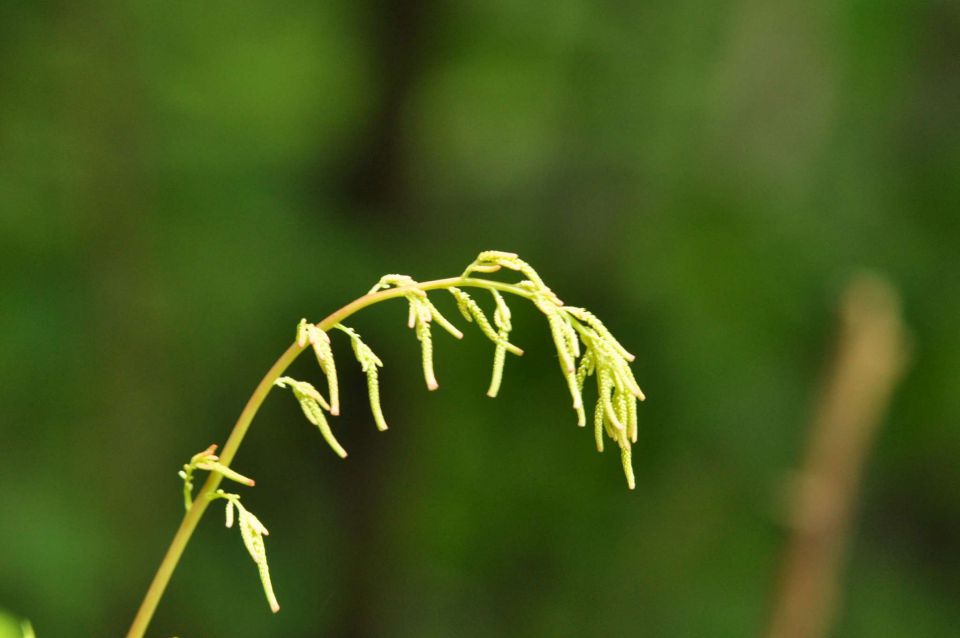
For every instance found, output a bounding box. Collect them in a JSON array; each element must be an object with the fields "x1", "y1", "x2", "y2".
[{"x1": 125, "y1": 276, "x2": 532, "y2": 638}]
